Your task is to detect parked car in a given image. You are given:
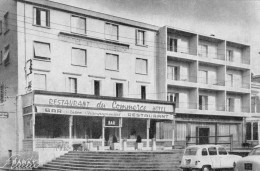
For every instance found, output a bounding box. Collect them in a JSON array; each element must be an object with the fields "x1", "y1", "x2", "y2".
[
  {"x1": 180, "y1": 144, "x2": 242, "y2": 171},
  {"x1": 235, "y1": 145, "x2": 260, "y2": 171}
]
